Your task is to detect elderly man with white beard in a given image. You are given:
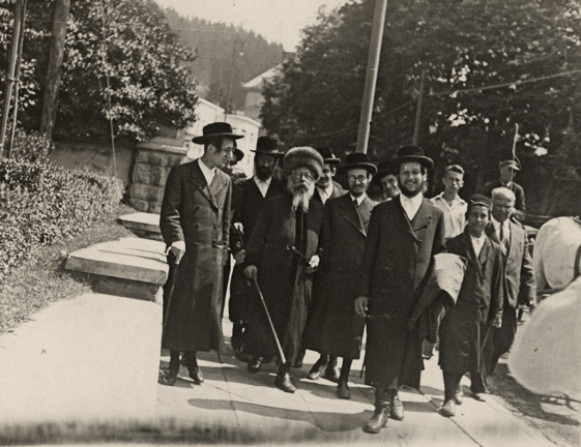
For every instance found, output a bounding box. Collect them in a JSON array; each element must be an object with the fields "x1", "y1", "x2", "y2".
[{"x1": 243, "y1": 147, "x2": 327, "y2": 393}]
